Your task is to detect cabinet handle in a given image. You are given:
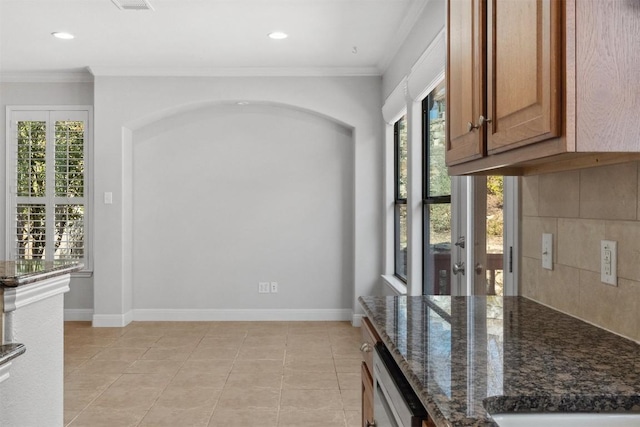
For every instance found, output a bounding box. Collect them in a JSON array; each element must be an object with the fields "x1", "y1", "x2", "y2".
[
  {"x1": 360, "y1": 343, "x2": 372, "y2": 353},
  {"x1": 479, "y1": 115, "x2": 492, "y2": 126},
  {"x1": 366, "y1": 421, "x2": 377, "y2": 427},
  {"x1": 466, "y1": 121, "x2": 479, "y2": 132}
]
